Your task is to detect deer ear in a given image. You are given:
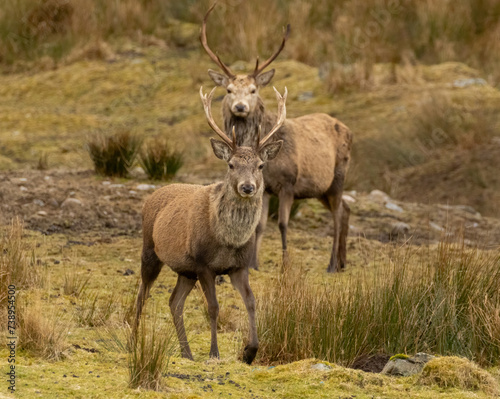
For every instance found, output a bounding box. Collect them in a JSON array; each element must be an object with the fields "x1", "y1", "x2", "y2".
[
  {"x1": 208, "y1": 69, "x2": 229, "y2": 87},
  {"x1": 259, "y1": 140, "x2": 283, "y2": 162},
  {"x1": 255, "y1": 69, "x2": 275, "y2": 87},
  {"x1": 210, "y1": 138, "x2": 232, "y2": 161}
]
